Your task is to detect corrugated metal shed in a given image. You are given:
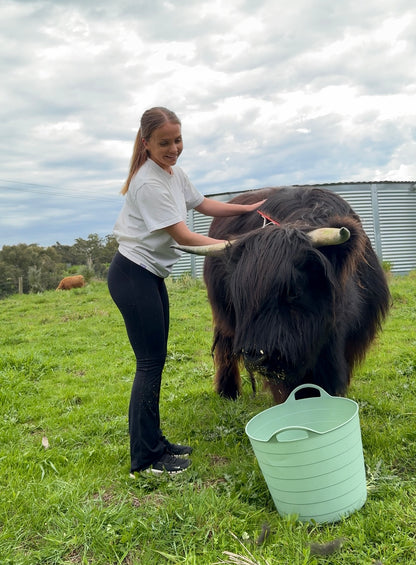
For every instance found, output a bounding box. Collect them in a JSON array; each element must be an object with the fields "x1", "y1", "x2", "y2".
[{"x1": 172, "y1": 181, "x2": 416, "y2": 277}]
